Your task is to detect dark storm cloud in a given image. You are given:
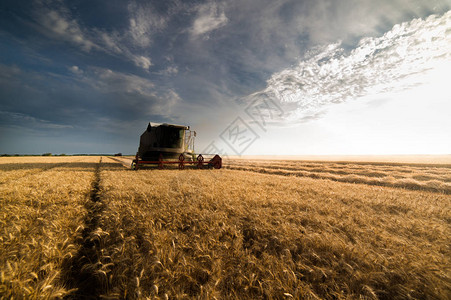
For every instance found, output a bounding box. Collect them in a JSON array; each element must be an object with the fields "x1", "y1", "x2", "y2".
[{"x1": 0, "y1": 63, "x2": 179, "y2": 126}]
